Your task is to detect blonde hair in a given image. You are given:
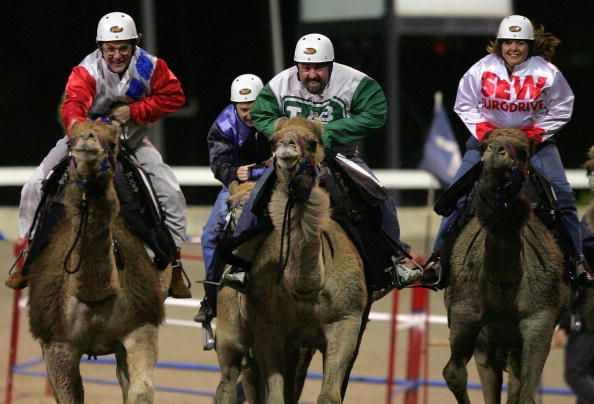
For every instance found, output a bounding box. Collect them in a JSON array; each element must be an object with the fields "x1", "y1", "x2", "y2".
[{"x1": 486, "y1": 23, "x2": 561, "y2": 62}]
